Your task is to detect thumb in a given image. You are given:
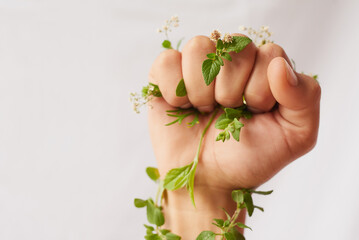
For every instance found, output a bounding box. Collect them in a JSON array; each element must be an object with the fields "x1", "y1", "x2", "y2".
[{"x1": 268, "y1": 57, "x2": 321, "y2": 151}]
